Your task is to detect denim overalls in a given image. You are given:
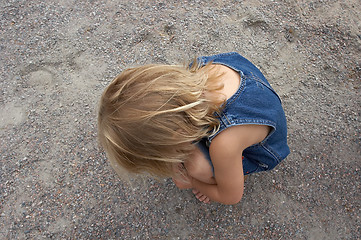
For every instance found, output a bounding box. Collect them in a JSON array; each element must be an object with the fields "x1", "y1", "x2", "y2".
[{"x1": 195, "y1": 52, "x2": 290, "y2": 175}]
